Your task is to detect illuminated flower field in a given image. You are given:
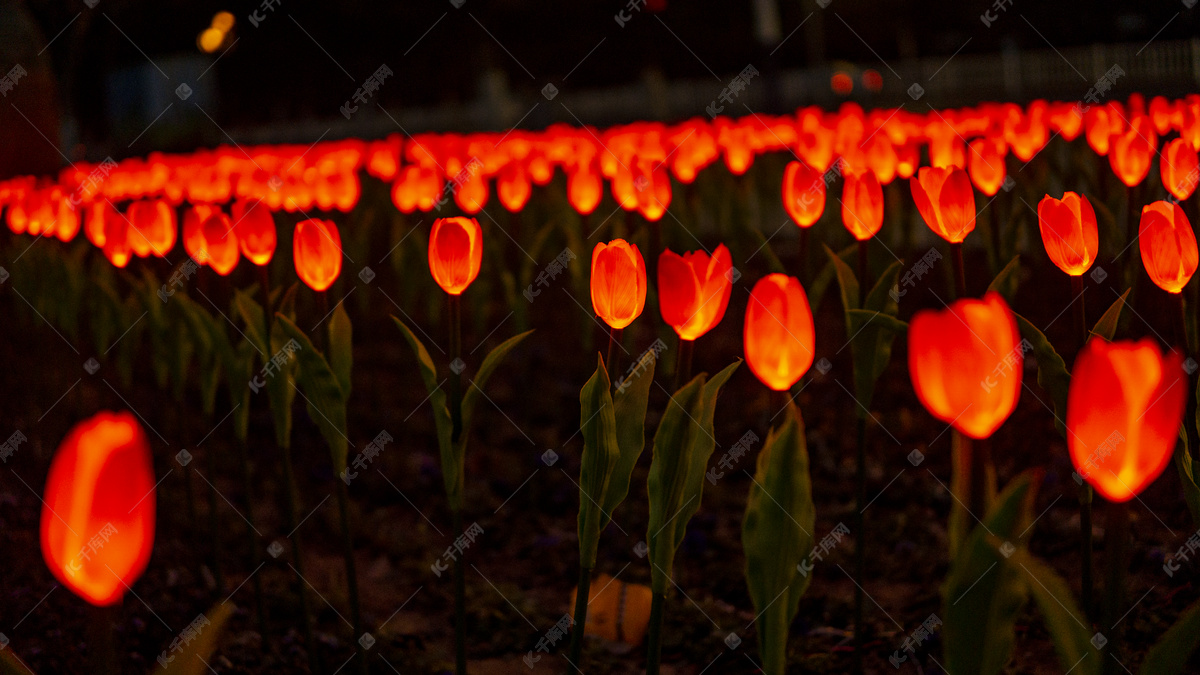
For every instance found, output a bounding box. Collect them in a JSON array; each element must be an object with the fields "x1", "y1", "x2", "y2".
[{"x1": 2, "y1": 4, "x2": 1200, "y2": 674}]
